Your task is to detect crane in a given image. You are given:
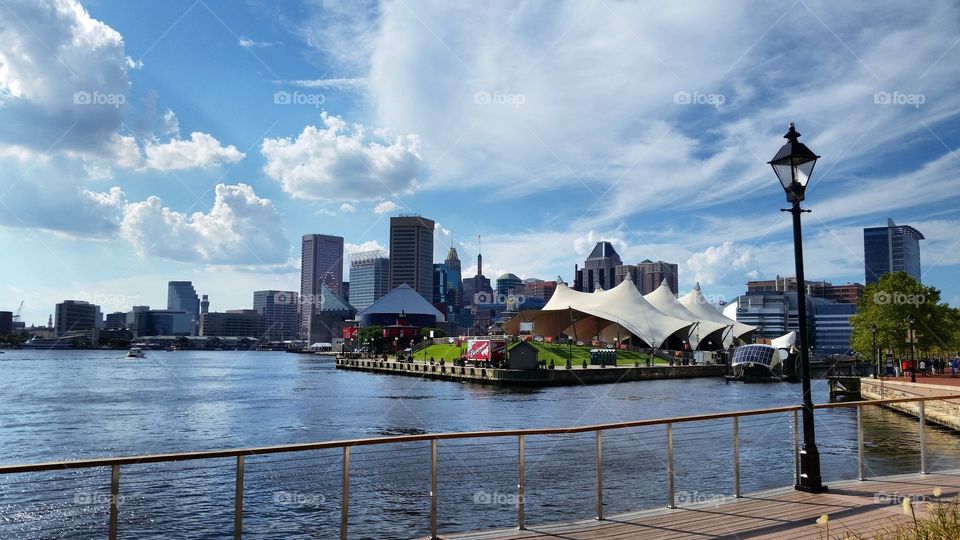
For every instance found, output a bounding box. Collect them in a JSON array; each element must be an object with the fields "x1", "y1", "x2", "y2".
[{"x1": 12, "y1": 300, "x2": 23, "y2": 322}]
